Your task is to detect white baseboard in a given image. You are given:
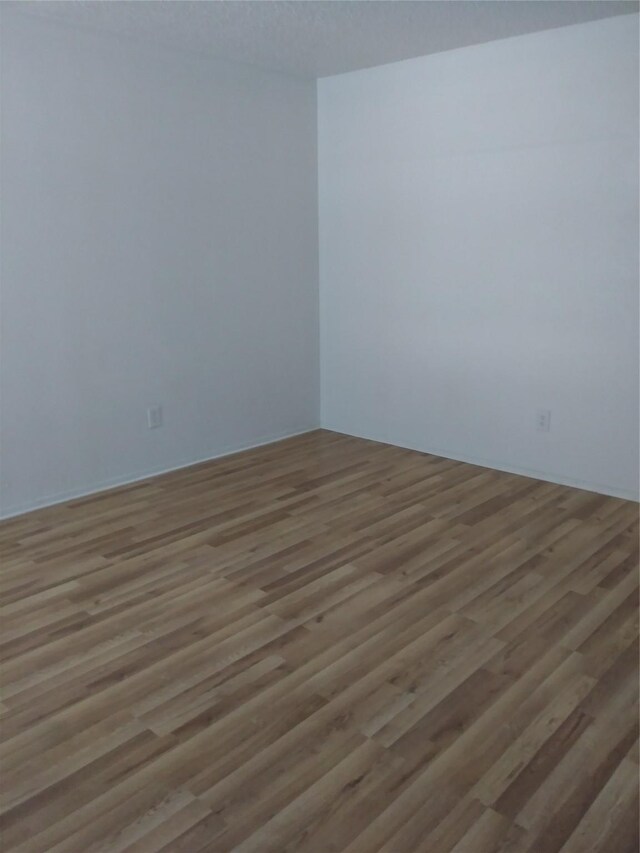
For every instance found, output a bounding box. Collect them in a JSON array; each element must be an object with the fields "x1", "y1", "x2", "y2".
[
  {"x1": 321, "y1": 424, "x2": 640, "y2": 503},
  {"x1": 0, "y1": 425, "x2": 319, "y2": 521},
  {"x1": 3, "y1": 422, "x2": 636, "y2": 521}
]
